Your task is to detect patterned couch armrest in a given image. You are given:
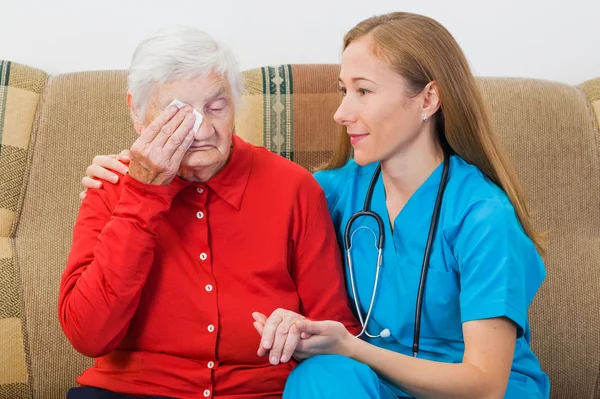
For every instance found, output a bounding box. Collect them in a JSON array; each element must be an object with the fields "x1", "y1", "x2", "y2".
[
  {"x1": 0, "y1": 61, "x2": 47, "y2": 237},
  {"x1": 0, "y1": 60, "x2": 47, "y2": 399}
]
